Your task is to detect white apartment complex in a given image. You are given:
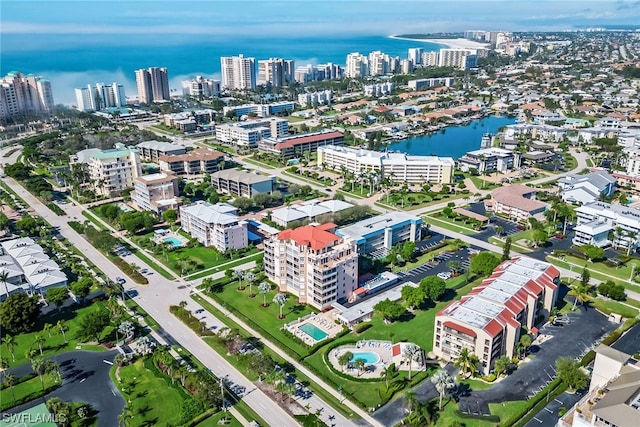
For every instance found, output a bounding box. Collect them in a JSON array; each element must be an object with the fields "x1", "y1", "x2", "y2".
[
  {"x1": 179, "y1": 201, "x2": 248, "y2": 252},
  {"x1": 317, "y1": 145, "x2": 455, "y2": 184},
  {"x1": 215, "y1": 117, "x2": 289, "y2": 147},
  {"x1": 294, "y1": 63, "x2": 343, "y2": 83},
  {"x1": 75, "y1": 82, "x2": 126, "y2": 112},
  {"x1": 181, "y1": 76, "x2": 220, "y2": 98},
  {"x1": 438, "y1": 49, "x2": 478, "y2": 69},
  {"x1": 0, "y1": 237, "x2": 68, "y2": 301},
  {"x1": 258, "y1": 58, "x2": 294, "y2": 87},
  {"x1": 264, "y1": 223, "x2": 358, "y2": 310},
  {"x1": 408, "y1": 77, "x2": 455, "y2": 91},
  {"x1": 135, "y1": 67, "x2": 170, "y2": 104},
  {"x1": 221, "y1": 55, "x2": 256, "y2": 90},
  {"x1": 458, "y1": 147, "x2": 522, "y2": 174},
  {"x1": 298, "y1": 90, "x2": 332, "y2": 107},
  {"x1": 72, "y1": 143, "x2": 142, "y2": 197},
  {"x1": 130, "y1": 172, "x2": 181, "y2": 215},
  {"x1": 434, "y1": 257, "x2": 560, "y2": 375},
  {"x1": 573, "y1": 201, "x2": 640, "y2": 252},
  {"x1": 0, "y1": 71, "x2": 54, "y2": 119},
  {"x1": 345, "y1": 52, "x2": 369, "y2": 78}
]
